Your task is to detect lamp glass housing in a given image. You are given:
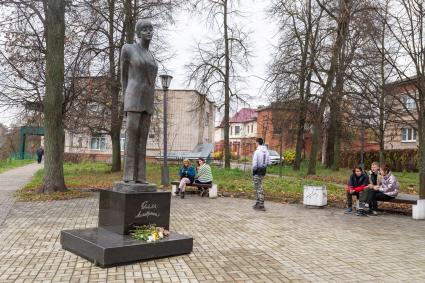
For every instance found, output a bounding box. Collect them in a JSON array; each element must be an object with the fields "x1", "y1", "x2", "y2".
[{"x1": 159, "y1": 74, "x2": 173, "y2": 90}]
